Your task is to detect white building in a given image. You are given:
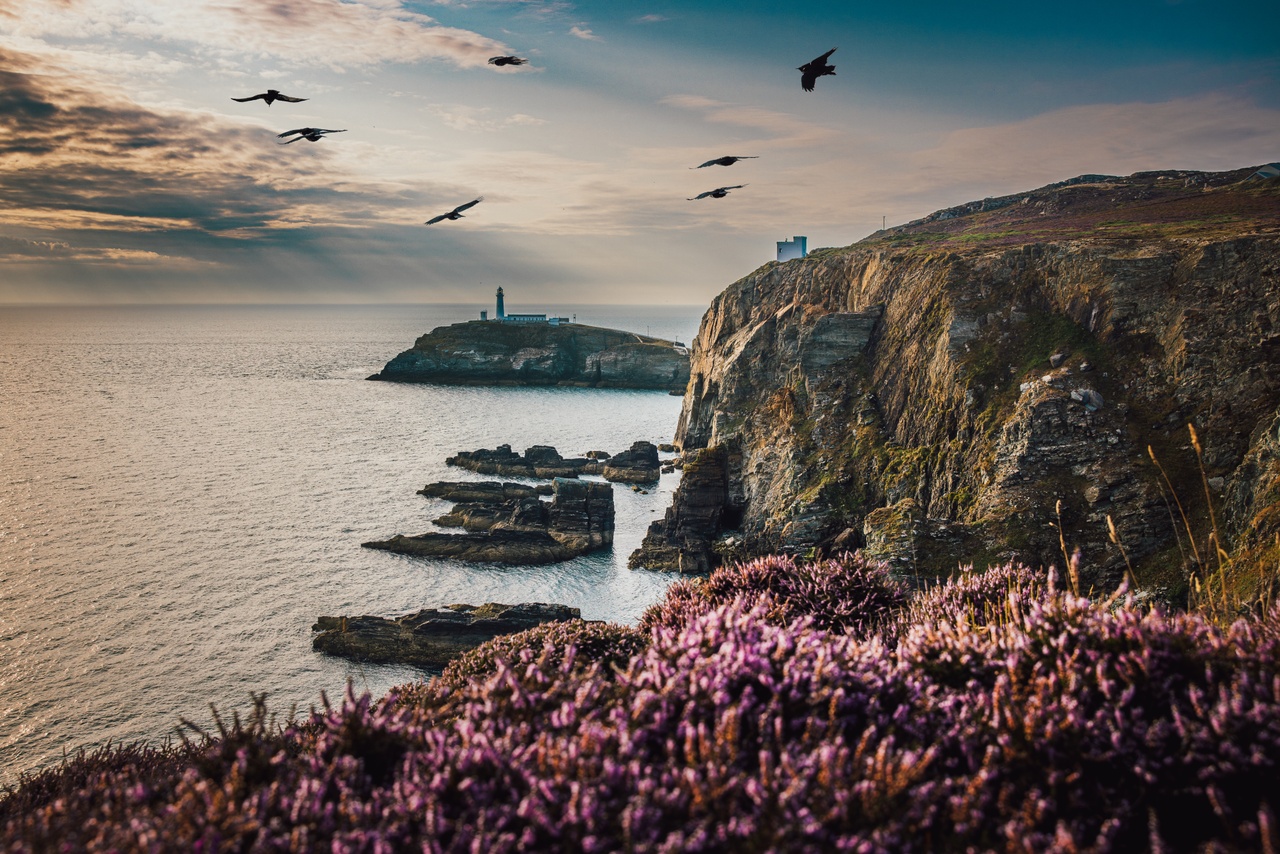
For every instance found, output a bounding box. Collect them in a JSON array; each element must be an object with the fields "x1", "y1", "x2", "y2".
[{"x1": 777, "y1": 236, "x2": 807, "y2": 262}]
